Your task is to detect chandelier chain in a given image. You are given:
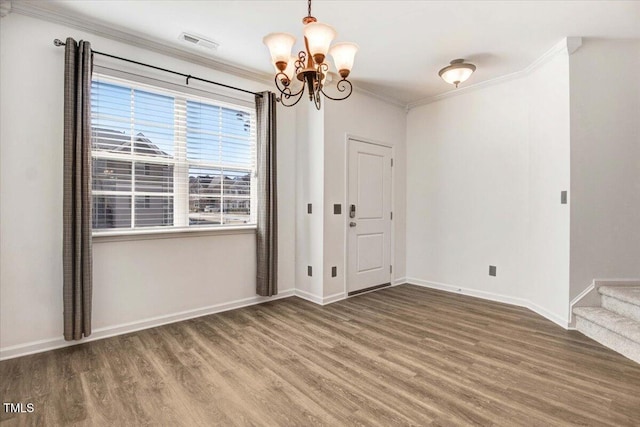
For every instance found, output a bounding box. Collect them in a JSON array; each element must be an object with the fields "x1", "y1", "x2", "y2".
[{"x1": 308, "y1": 0, "x2": 312, "y2": 17}]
